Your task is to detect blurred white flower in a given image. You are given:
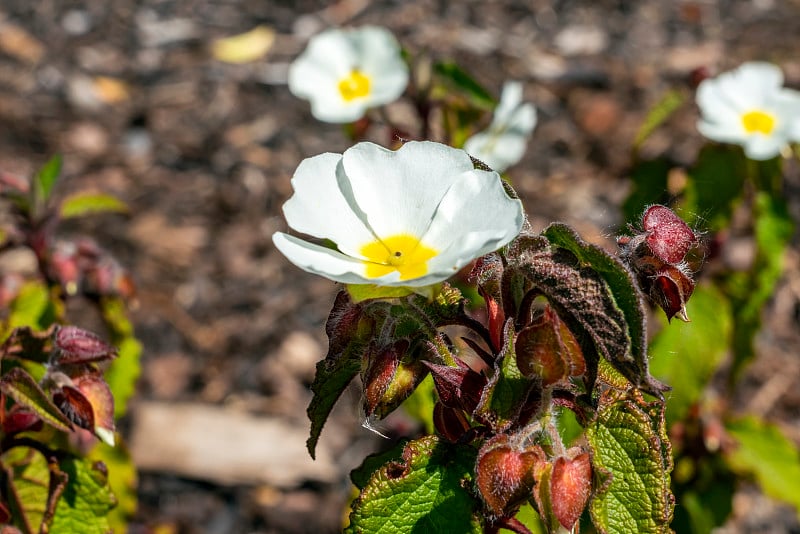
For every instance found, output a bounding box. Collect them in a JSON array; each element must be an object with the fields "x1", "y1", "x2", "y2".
[
  {"x1": 696, "y1": 61, "x2": 800, "y2": 160},
  {"x1": 288, "y1": 26, "x2": 409, "y2": 123},
  {"x1": 463, "y1": 81, "x2": 537, "y2": 172},
  {"x1": 272, "y1": 141, "x2": 524, "y2": 288}
]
